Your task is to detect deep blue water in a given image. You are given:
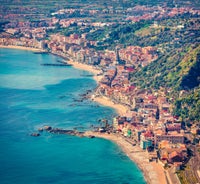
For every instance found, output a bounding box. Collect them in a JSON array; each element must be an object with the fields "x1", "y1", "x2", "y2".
[{"x1": 0, "y1": 48, "x2": 146, "y2": 184}]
